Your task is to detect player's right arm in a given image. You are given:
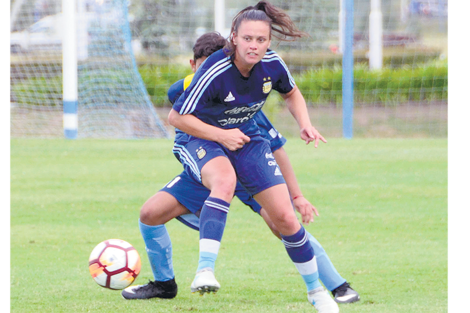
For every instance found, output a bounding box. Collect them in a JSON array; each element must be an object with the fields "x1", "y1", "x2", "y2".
[{"x1": 168, "y1": 109, "x2": 249, "y2": 151}]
